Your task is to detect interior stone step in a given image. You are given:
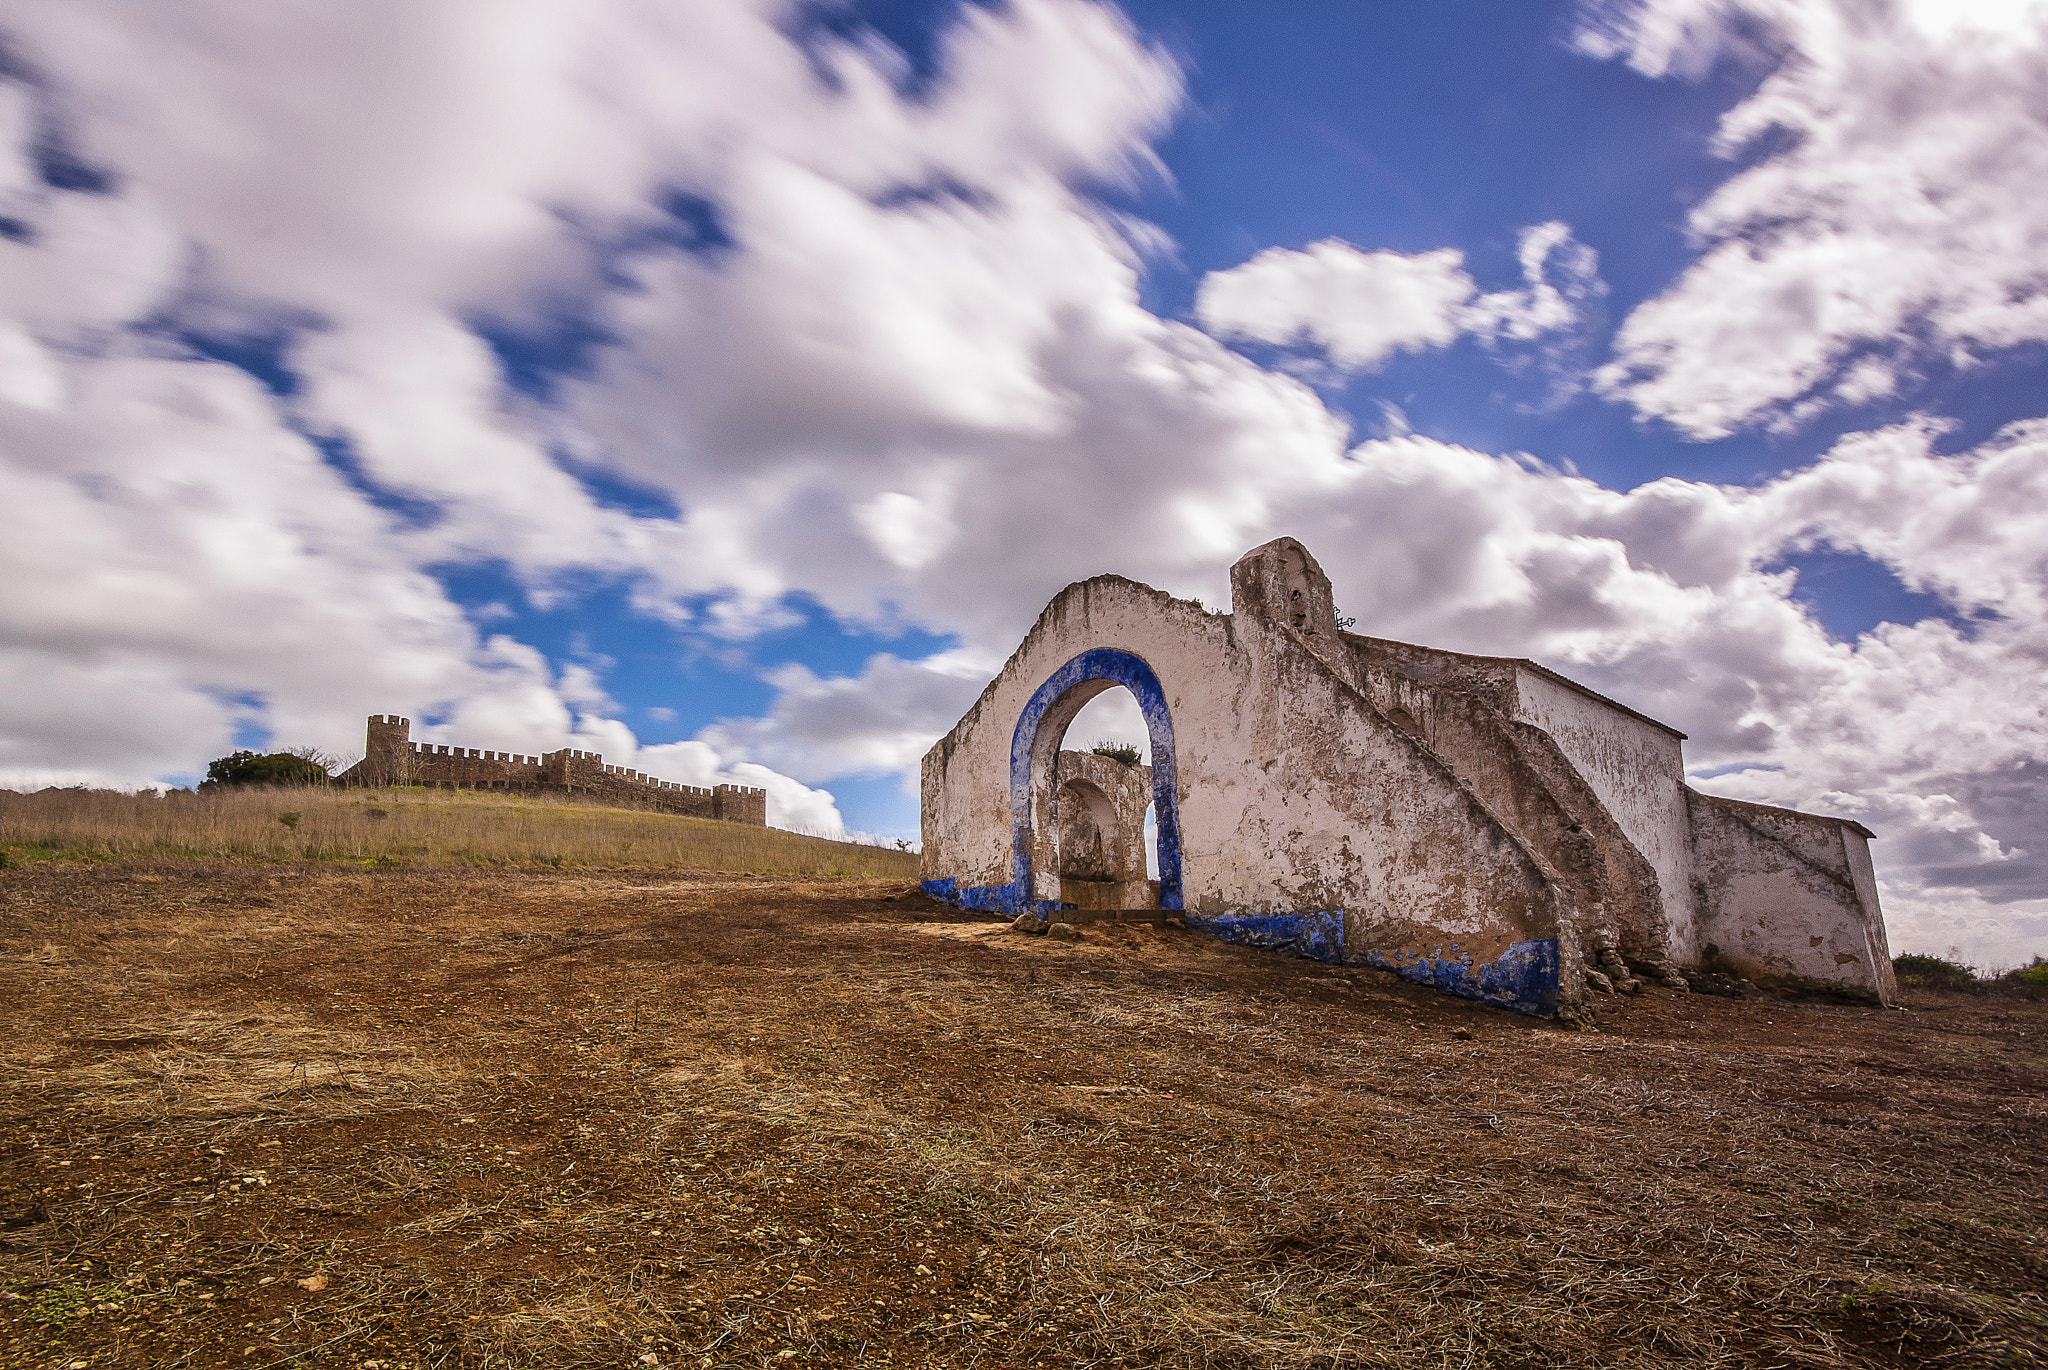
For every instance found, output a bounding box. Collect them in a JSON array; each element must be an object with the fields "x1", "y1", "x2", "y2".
[{"x1": 1050, "y1": 909, "x2": 1177, "y2": 925}]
